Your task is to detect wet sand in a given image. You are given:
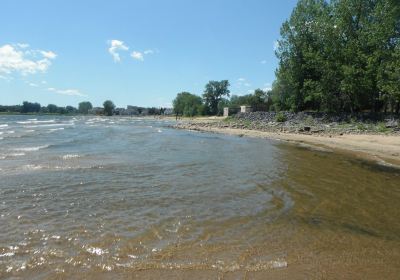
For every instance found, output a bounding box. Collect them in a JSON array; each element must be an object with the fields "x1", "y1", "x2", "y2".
[{"x1": 176, "y1": 123, "x2": 400, "y2": 166}]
